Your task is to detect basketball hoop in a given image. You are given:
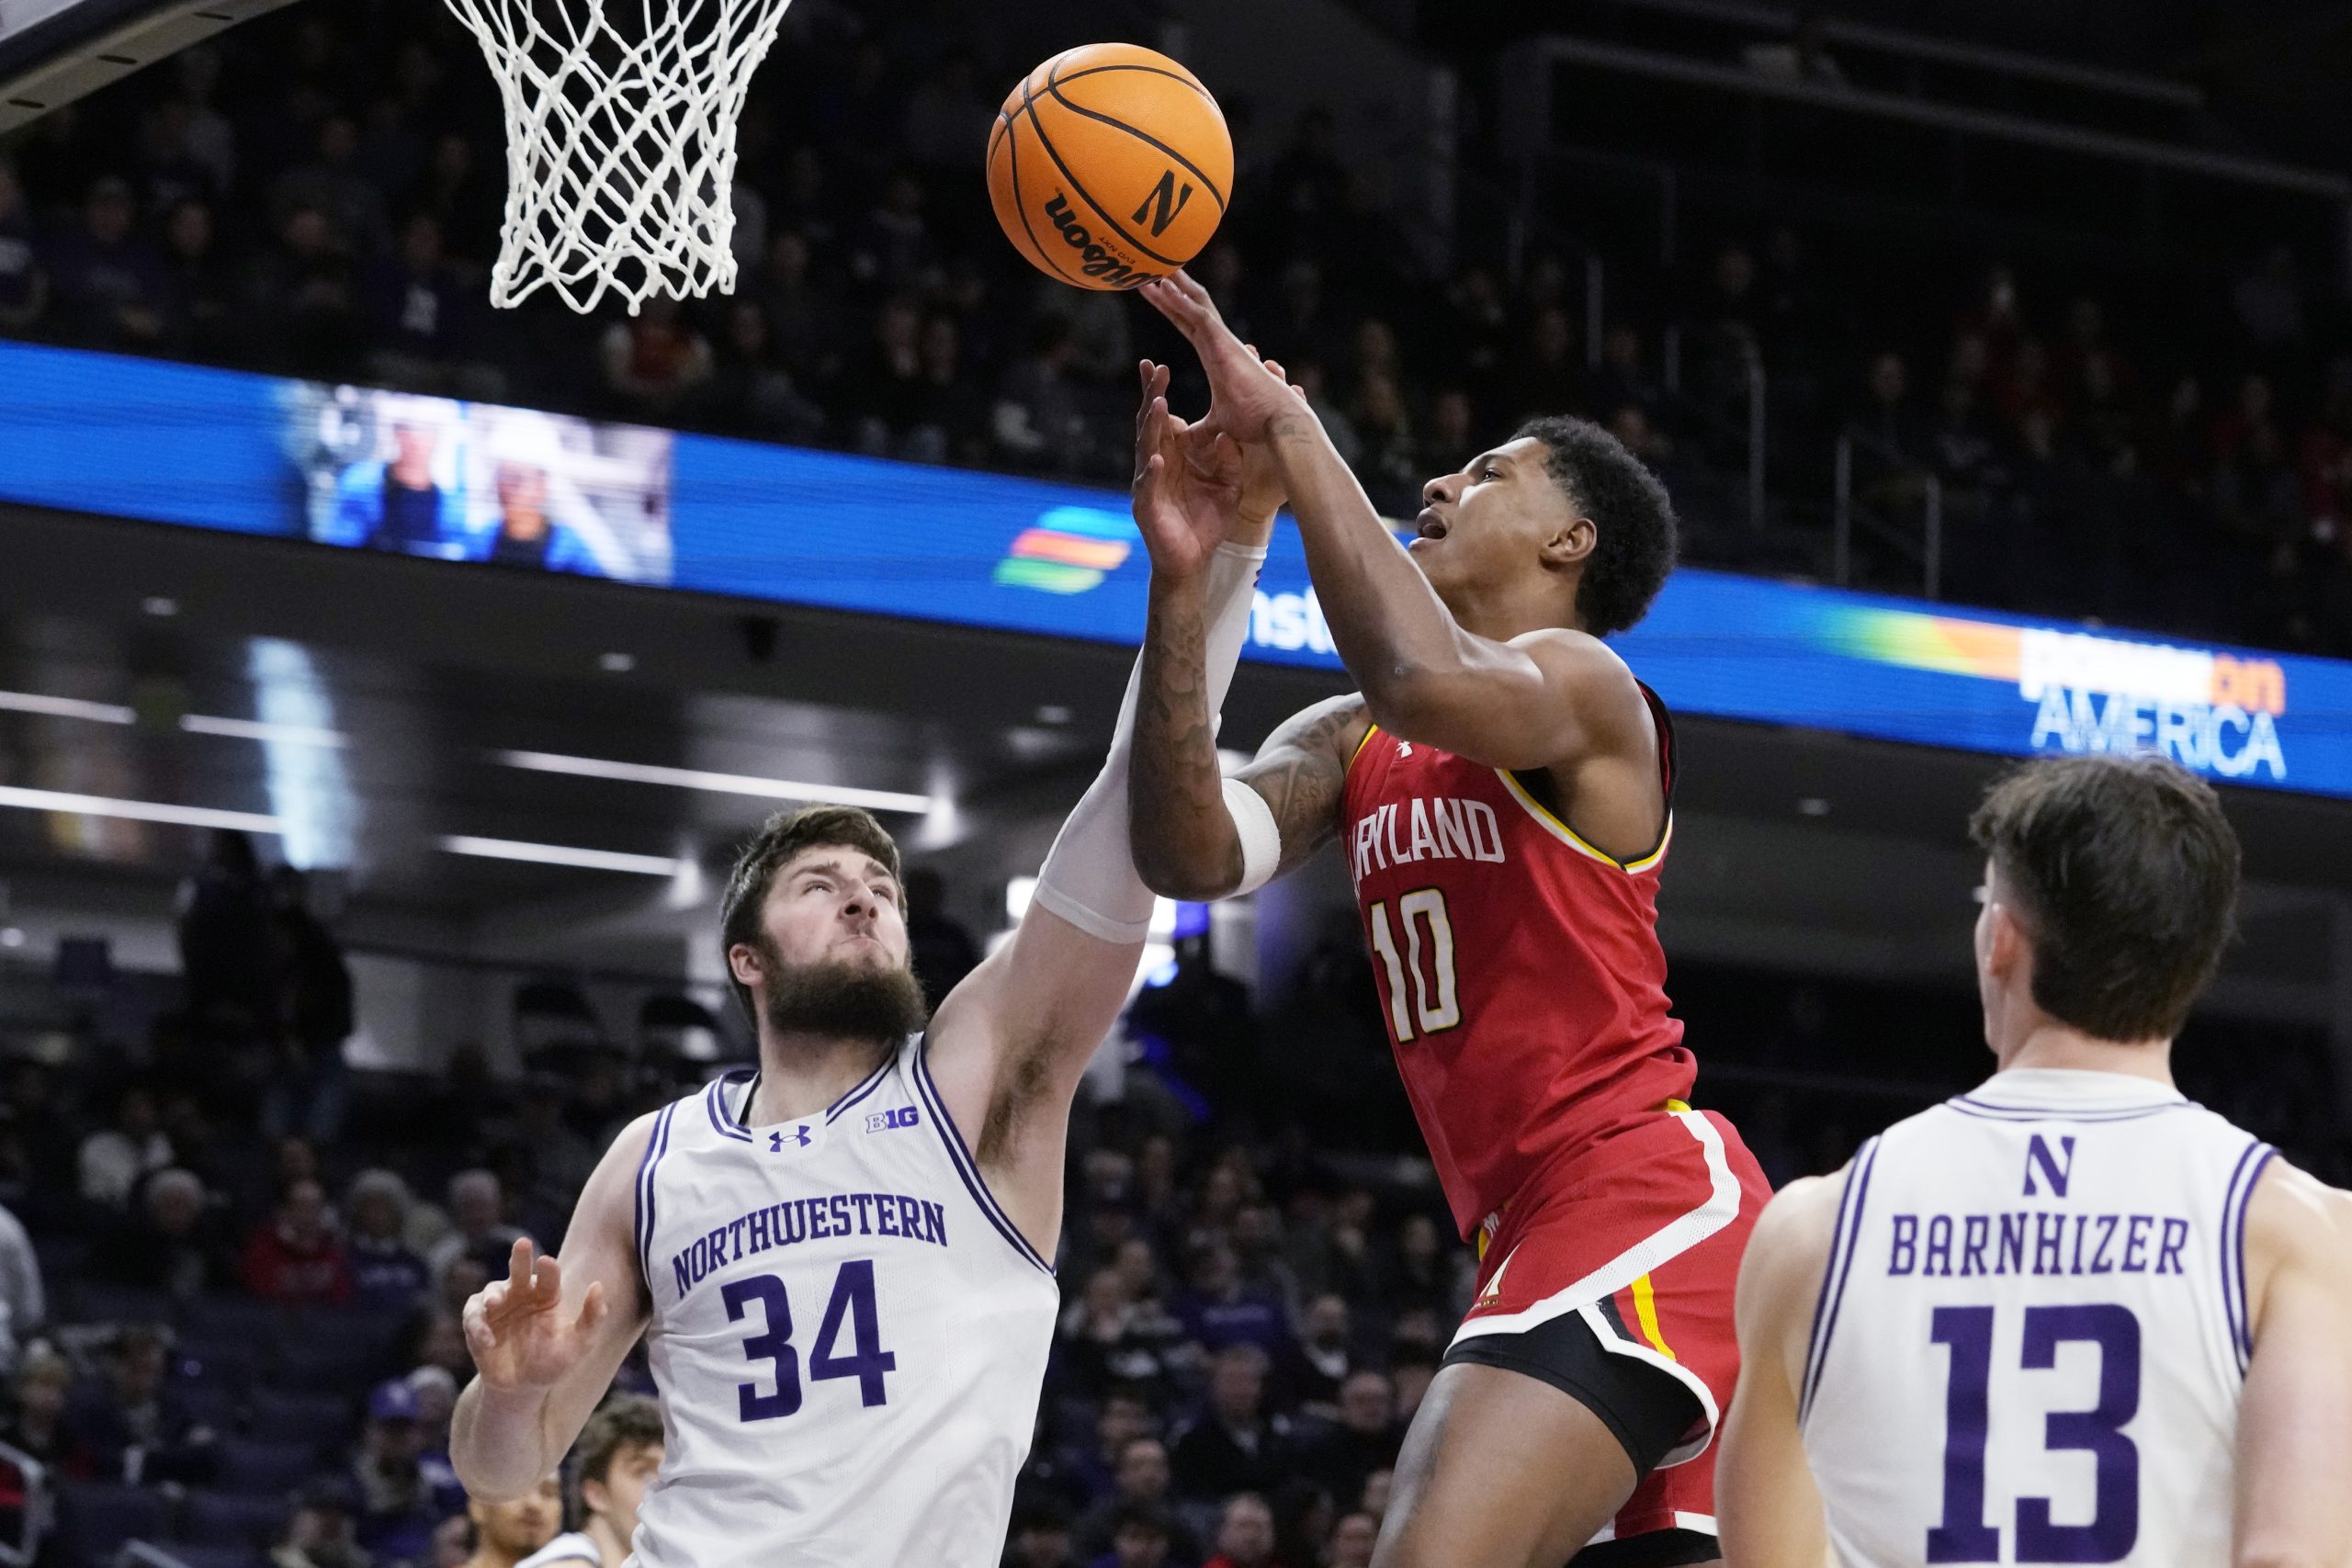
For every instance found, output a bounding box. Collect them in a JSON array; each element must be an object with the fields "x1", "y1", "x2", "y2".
[{"x1": 443, "y1": 0, "x2": 796, "y2": 314}]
